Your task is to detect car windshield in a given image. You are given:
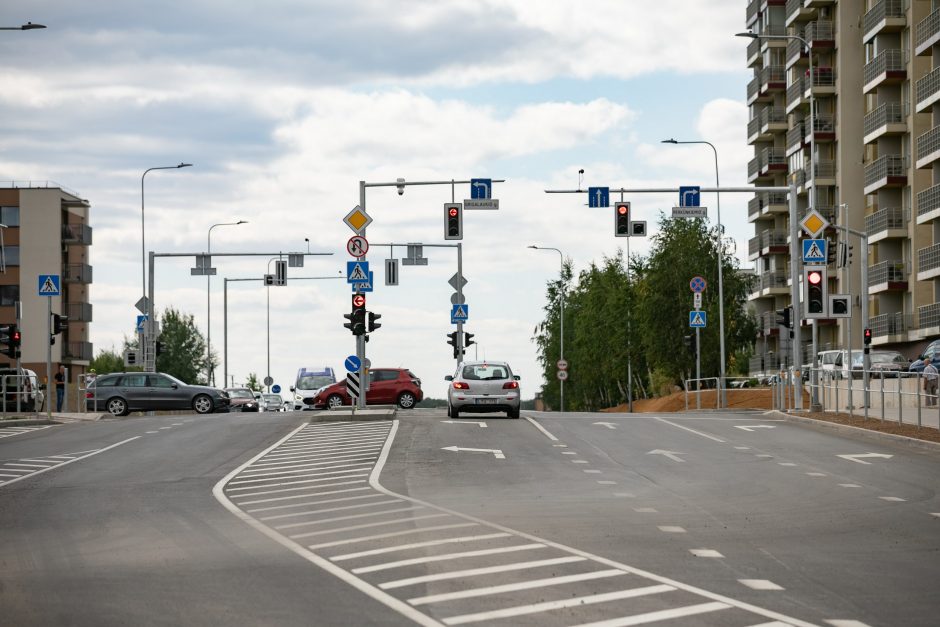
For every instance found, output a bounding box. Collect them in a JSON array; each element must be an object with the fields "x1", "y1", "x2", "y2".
[
  {"x1": 297, "y1": 376, "x2": 334, "y2": 390},
  {"x1": 228, "y1": 389, "x2": 254, "y2": 399},
  {"x1": 870, "y1": 353, "x2": 902, "y2": 364},
  {"x1": 461, "y1": 364, "x2": 509, "y2": 380},
  {"x1": 263, "y1": 394, "x2": 280, "y2": 402}
]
